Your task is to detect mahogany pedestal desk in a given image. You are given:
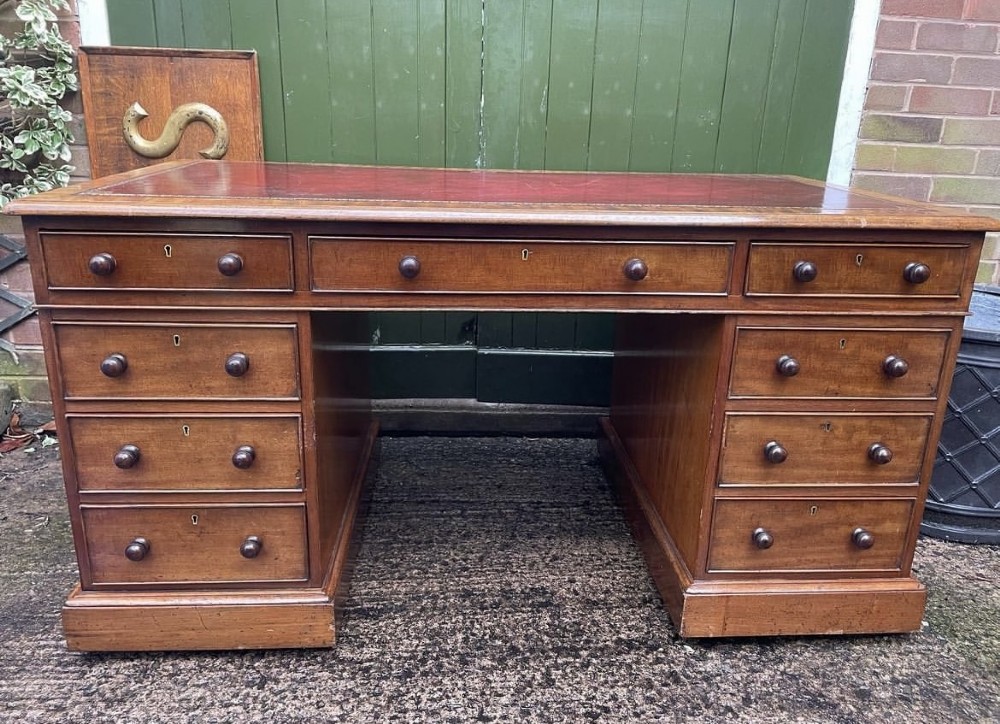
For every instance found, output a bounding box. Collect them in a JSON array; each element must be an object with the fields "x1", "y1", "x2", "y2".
[{"x1": 7, "y1": 161, "x2": 996, "y2": 651}]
